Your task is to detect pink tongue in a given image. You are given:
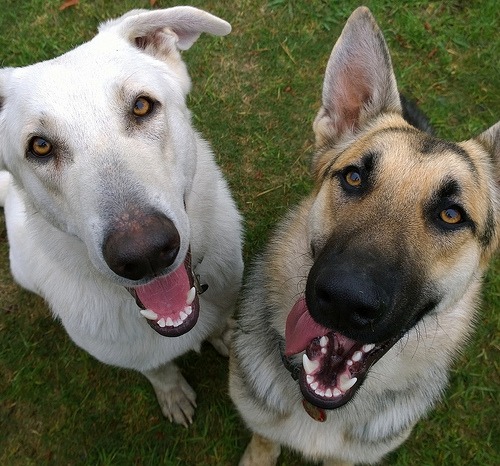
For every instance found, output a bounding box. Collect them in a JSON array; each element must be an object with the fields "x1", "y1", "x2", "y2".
[
  {"x1": 135, "y1": 265, "x2": 189, "y2": 318},
  {"x1": 285, "y1": 296, "x2": 331, "y2": 356}
]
